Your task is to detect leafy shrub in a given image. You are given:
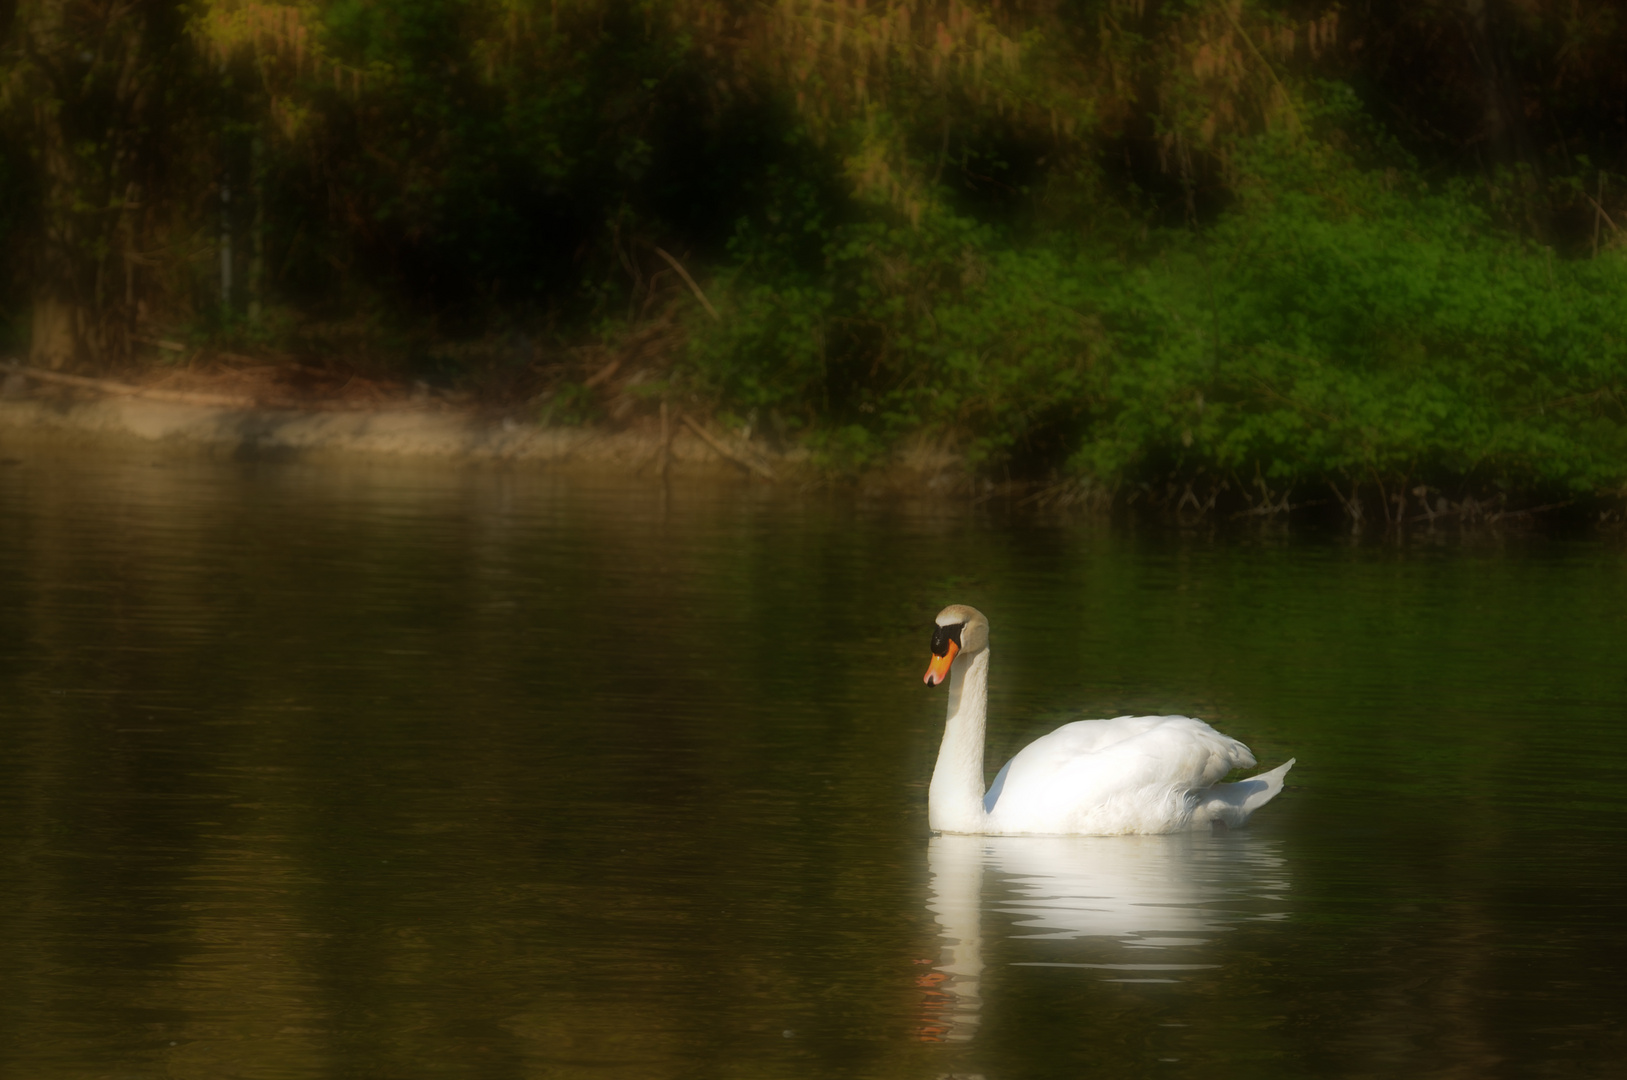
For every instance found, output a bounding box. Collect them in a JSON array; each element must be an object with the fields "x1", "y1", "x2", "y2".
[{"x1": 686, "y1": 134, "x2": 1627, "y2": 500}]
